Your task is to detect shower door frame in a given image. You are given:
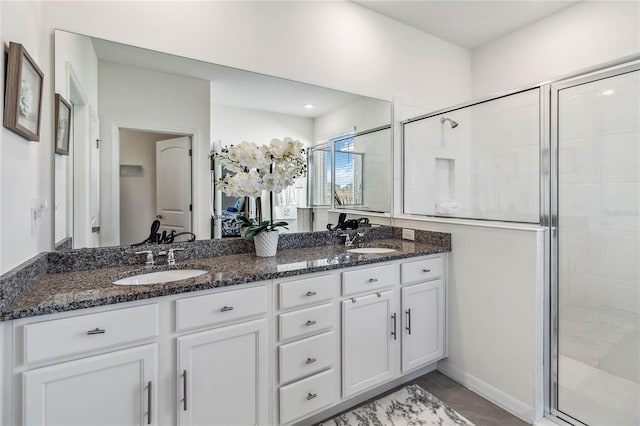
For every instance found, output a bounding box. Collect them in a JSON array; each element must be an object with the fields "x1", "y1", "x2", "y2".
[{"x1": 547, "y1": 59, "x2": 640, "y2": 426}]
